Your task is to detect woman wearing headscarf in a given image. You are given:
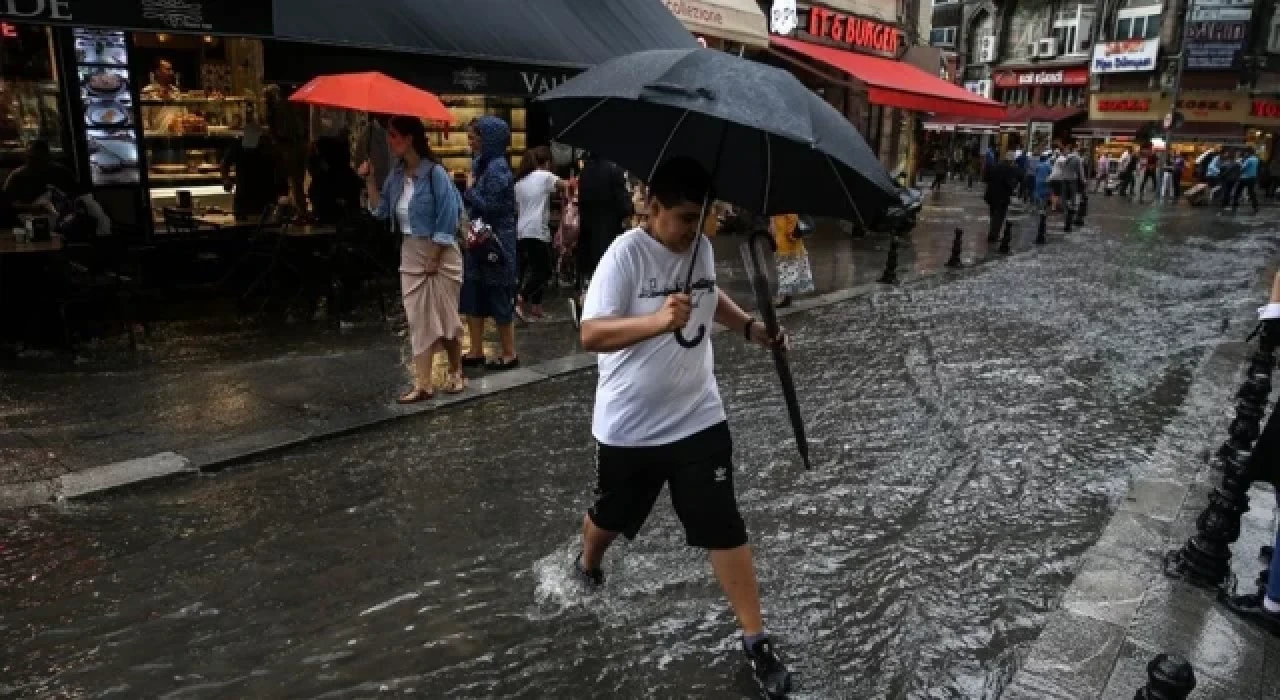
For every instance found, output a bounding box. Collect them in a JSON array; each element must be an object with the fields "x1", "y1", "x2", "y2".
[
  {"x1": 361, "y1": 115, "x2": 467, "y2": 403},
  {"x1": 770, "y1": 213, "x2": 814, "y2": 308},
  {"x1": 461, "y1": 116, "x2": 520, "y2": 370}
]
